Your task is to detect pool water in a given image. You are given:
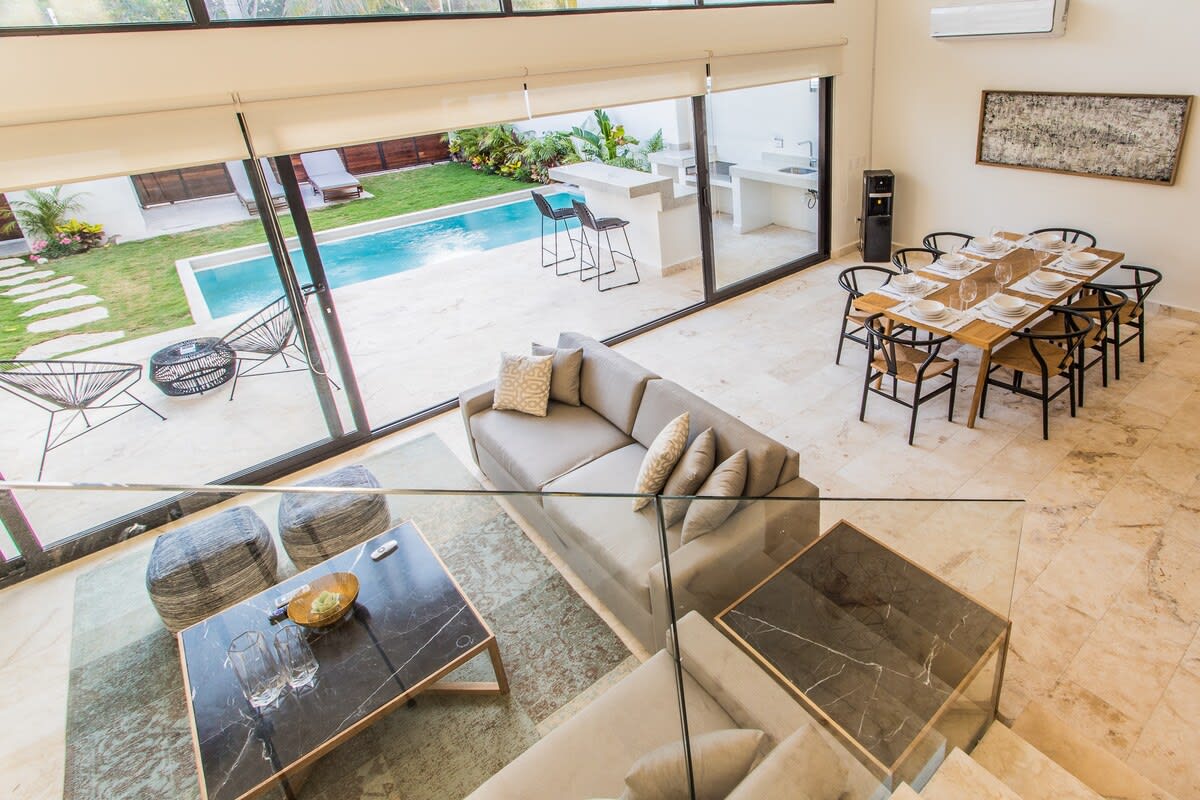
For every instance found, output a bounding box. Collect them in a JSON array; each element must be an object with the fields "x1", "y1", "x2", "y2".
[{"x1": 195, "y1": 191, "x2": 582, "y2": 319}]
